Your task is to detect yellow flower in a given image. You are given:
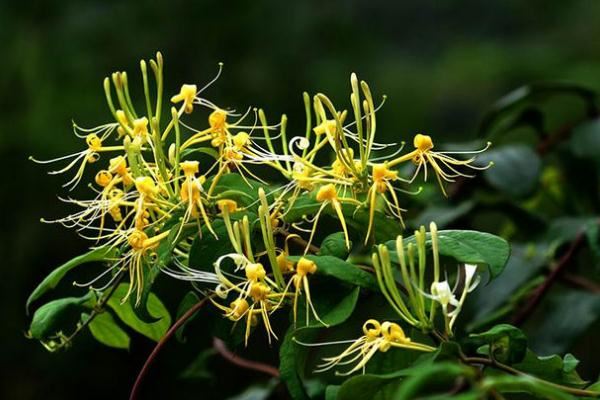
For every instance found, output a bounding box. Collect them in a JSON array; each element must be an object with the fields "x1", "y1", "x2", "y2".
[
  {"x1": 388, "y1": 134, "x2": 492, "y2": 196},
  {"x1": 171, "y1": 84, "x2": 197, "y2": 114},
  {"x1": 364, "y1": 163, "x2": 405, "y2": 244},
  {"x1": 300, "y1": 319, "x2": 434, "y2": 376},
  {"x1": 304, "y1": 184, "x2": 353, "y2": 253}
]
